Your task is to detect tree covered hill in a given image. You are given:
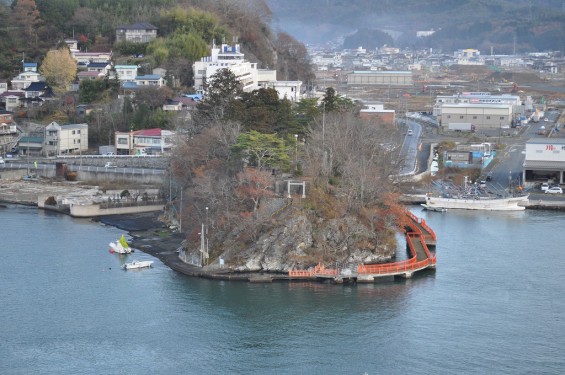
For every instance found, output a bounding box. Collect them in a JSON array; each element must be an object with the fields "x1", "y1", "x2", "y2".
[
  {"x1": 267, "y1": 0, "x2": 565, "y2": 53},
  {"x1": 0, "y1": 0, "x2": 313, "y2": 85}
]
